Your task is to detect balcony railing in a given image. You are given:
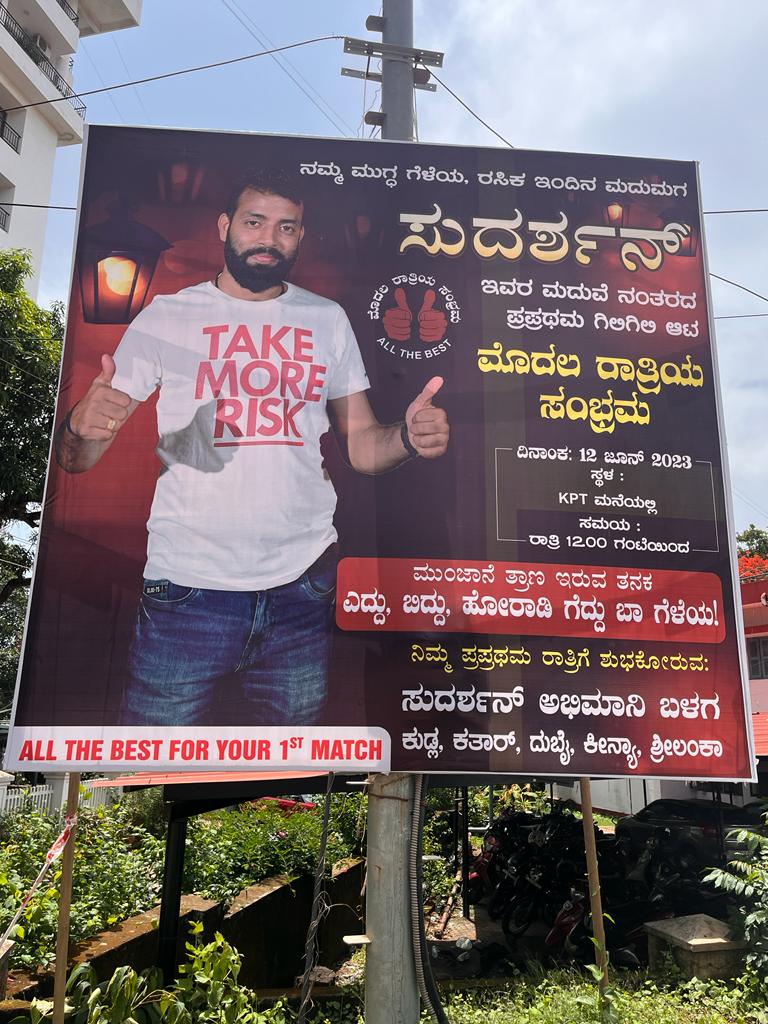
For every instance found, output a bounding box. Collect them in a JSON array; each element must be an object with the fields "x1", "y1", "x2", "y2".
[
  {"x1": 56, "y1": 0, "x2": 79, "y2": 25},
  {"x1": 0, "y1": 5, "x2": 85, "y2": 118},
  {"x1": 0, "y1": 206, "x2": 9, "y2": 233},
  {"x1": 0, "y1": 114, "x2": 21, "y2": 152}
]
